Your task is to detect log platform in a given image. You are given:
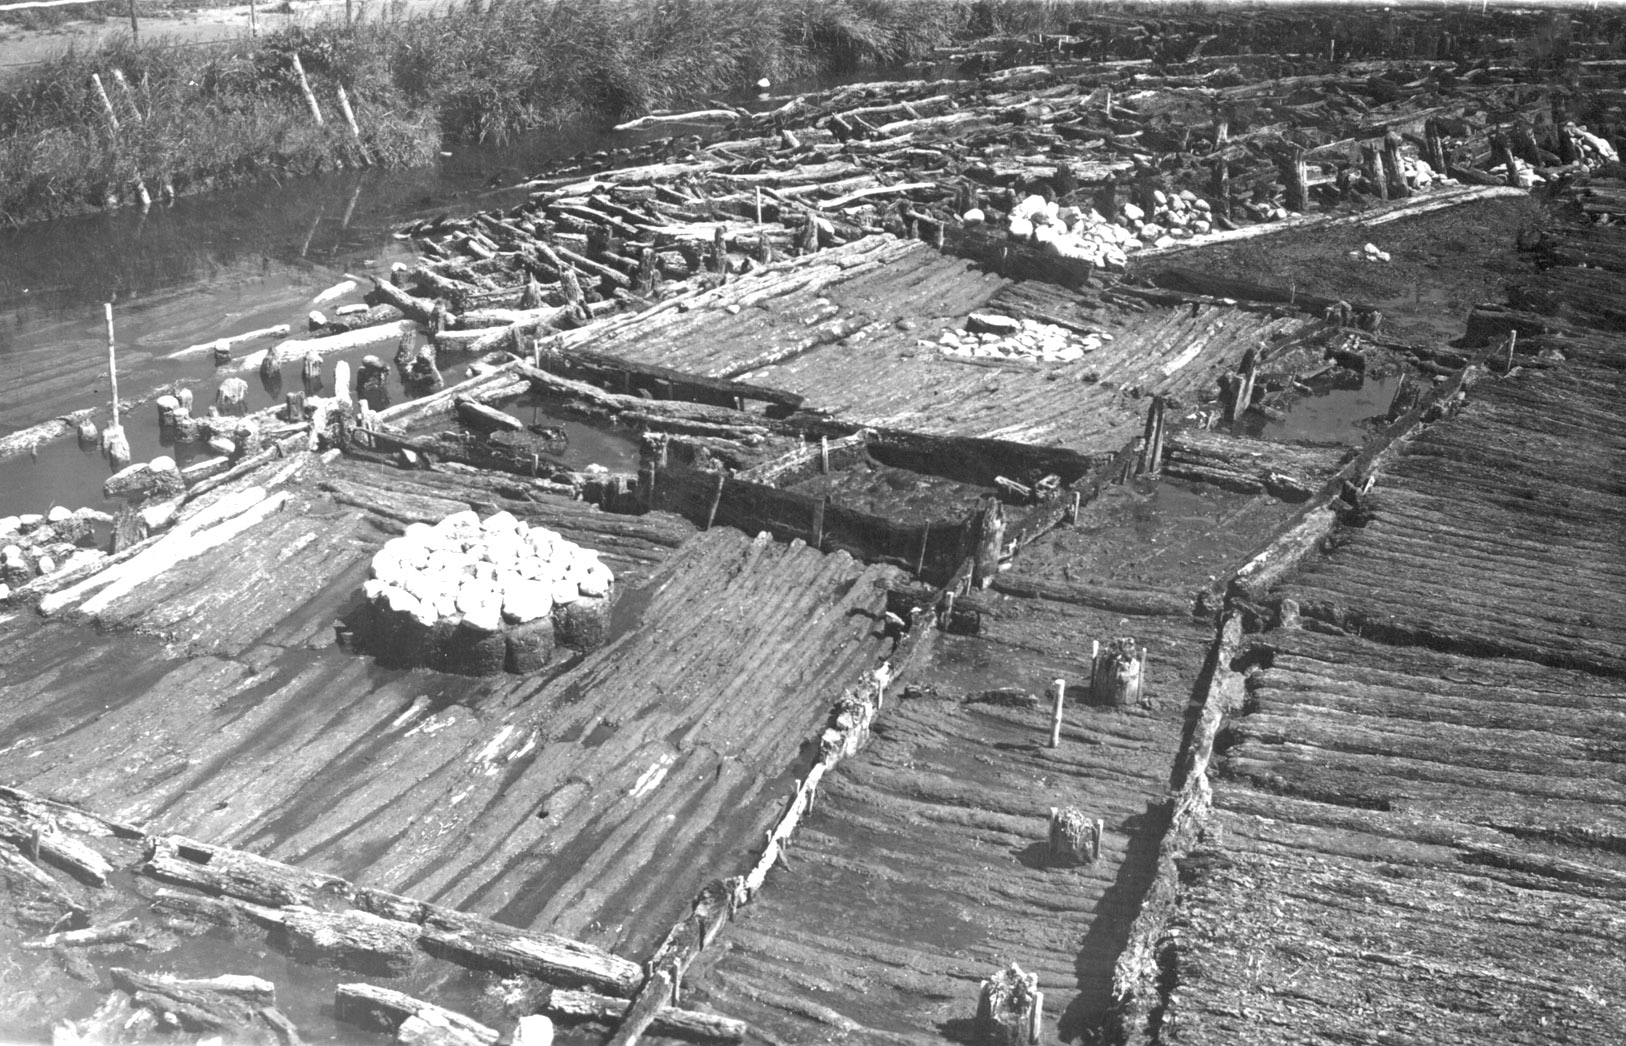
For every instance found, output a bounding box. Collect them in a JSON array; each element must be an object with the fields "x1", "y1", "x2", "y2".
[{"x1": 6, "y1": 10, "x2": 1626, "y2": 1045}]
